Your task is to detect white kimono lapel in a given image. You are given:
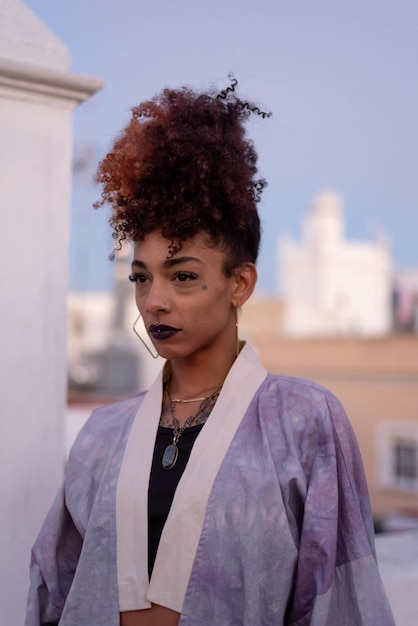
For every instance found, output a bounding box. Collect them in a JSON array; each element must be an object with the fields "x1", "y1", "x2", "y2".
[
  {"x1": 116, "y1": 367, "x2": 163, "y2": 610},
  {"x1": 116, "y1": 343, "x2": 268, "y2": 612}
]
